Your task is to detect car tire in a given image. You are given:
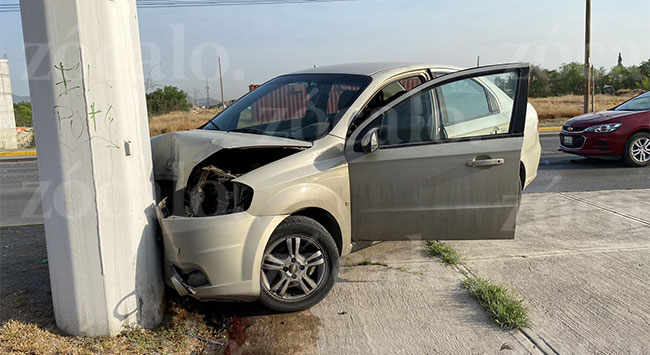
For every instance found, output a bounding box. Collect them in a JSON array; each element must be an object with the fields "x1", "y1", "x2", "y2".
[
  {"x1": 258, "y1": 216, "x2": 339, "y2": 313},
  {"x1": 623, "y1": 132, "x2": 650, "y2": 167}
]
